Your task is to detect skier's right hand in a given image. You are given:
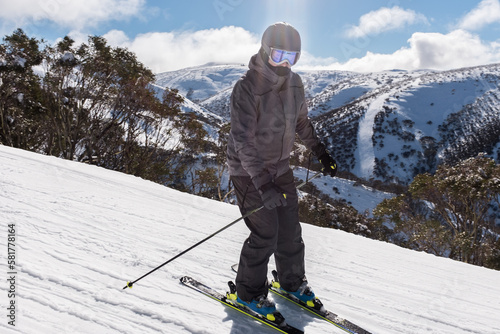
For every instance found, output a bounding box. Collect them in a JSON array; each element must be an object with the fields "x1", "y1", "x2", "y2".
[{"x1": 259, "y1": 182, "x2": 287, "y2": 210}]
